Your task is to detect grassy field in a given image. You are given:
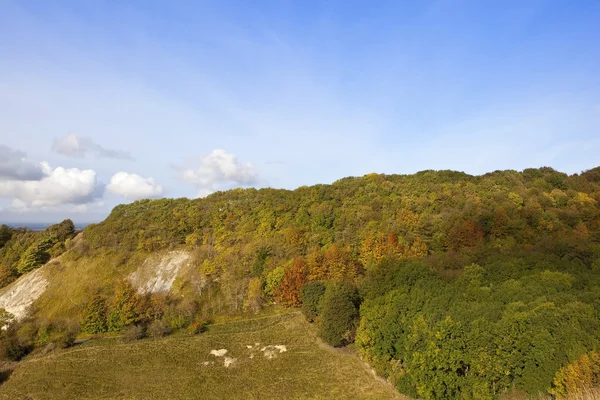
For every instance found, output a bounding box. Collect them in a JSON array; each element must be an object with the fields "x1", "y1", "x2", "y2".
[{"x1": 0, "y1": 312, "x2": 405, "y2": 400}]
